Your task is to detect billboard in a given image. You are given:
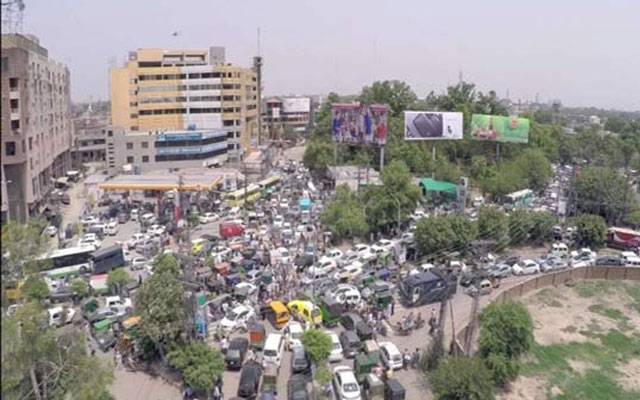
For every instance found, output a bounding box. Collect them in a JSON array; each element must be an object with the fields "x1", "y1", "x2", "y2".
[
  {"x1": 282, "y1": 97, "x2": 311, "y2": 113},
  {"x1": 470, "y1": 114, "x2": 530, "y2": 143},
  {"x1": 404, "y1": 111, "x2": 463, "y2": 140},
  {"x1": 331, "y1": 104, "x2": 389, "y2": 146}
]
